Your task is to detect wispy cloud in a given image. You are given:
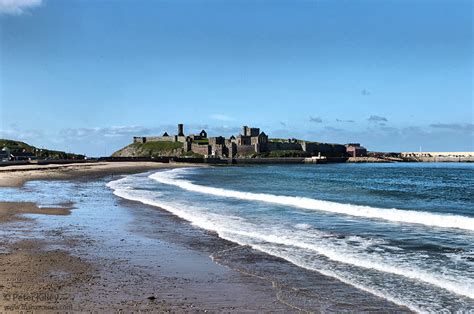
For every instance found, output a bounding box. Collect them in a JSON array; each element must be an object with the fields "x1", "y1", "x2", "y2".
[
  {"x1": 210, "y1": 114, "x2": 234, "y2": 121},
  {"x1": 429, "y1": 123, "x2": 474, "y2": 132},
  {"x1": 361, "y1": 89, "x2": 371, "y2": 96},
  {"x1": 206, "y1": 125, "x2": 241, "y2": 136},
  {"x1": 309, "y1": 116, "x2": 323, "y2": 123},
  {"x1": 2, "y1": 120, "x2": 473, "y2": 157},
  {"x1": 368, "y1": 115, "x2": 388, "y2": 123},
  {"x1": 61, "y1": 126, "x2": 160, "y2": 139},
  {"x1": 0, "y1": 0, "x2": 42, "y2": 15},
  {"x1": 324, "y1": 126, "x2": 345, "y2": 132},
  {"x1": 0, "y1": 127, "x2": 44, "y2": 141},
  {"x1": 336, "y1": 118, "x2": 355, "y2": 123},
  {"x1": 301, "y1": 123, "x2": 473, "y2": 152}
]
